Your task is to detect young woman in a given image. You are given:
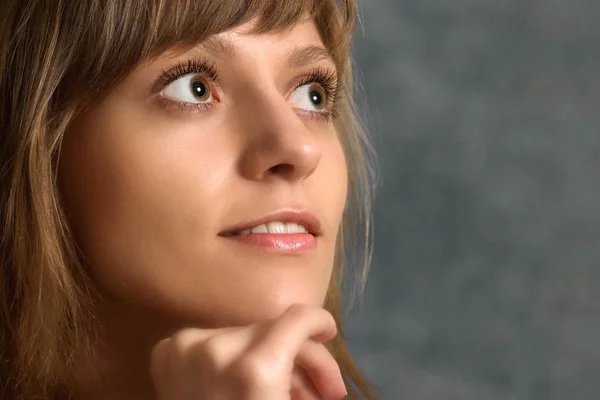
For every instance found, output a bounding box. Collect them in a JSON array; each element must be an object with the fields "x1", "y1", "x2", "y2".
[{"x1": 0, "y1": 0, "x2": 377, "y2": 398}]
